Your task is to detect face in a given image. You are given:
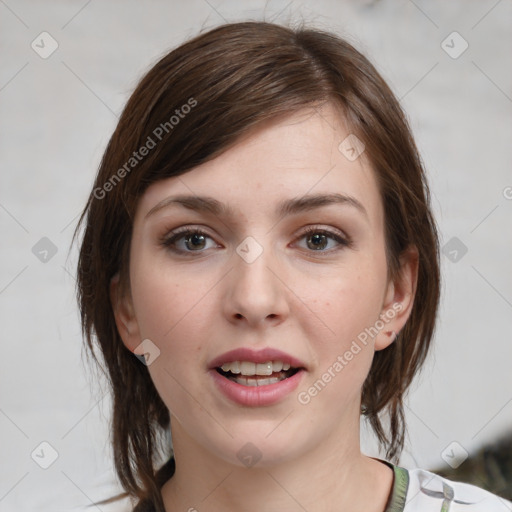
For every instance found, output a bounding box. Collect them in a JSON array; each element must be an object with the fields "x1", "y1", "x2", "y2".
[{"x1": 112, "y1": 103, "x2": 416, "y2": 468}]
